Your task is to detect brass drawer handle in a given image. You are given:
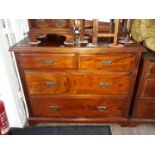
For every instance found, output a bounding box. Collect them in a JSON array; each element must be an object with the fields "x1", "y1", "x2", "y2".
[
  {"x1": 99, "y1": 82, "x2": 109, "y2": 88},
  {"x1": 45, "y1": 81, "x2": 57, "y2": 88},
  {"x1": 101, "y1": 60, "x2": 112, "y2": 65},
  {"x1": 42, "y1": 59, "x2": 54, "y2": 65},
  {"x1": 49, "y1": 105, "x2": 61, "y2": 111},
  {"x1": 97, "y1": 105, "x2": 107, "y2": 111}
]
